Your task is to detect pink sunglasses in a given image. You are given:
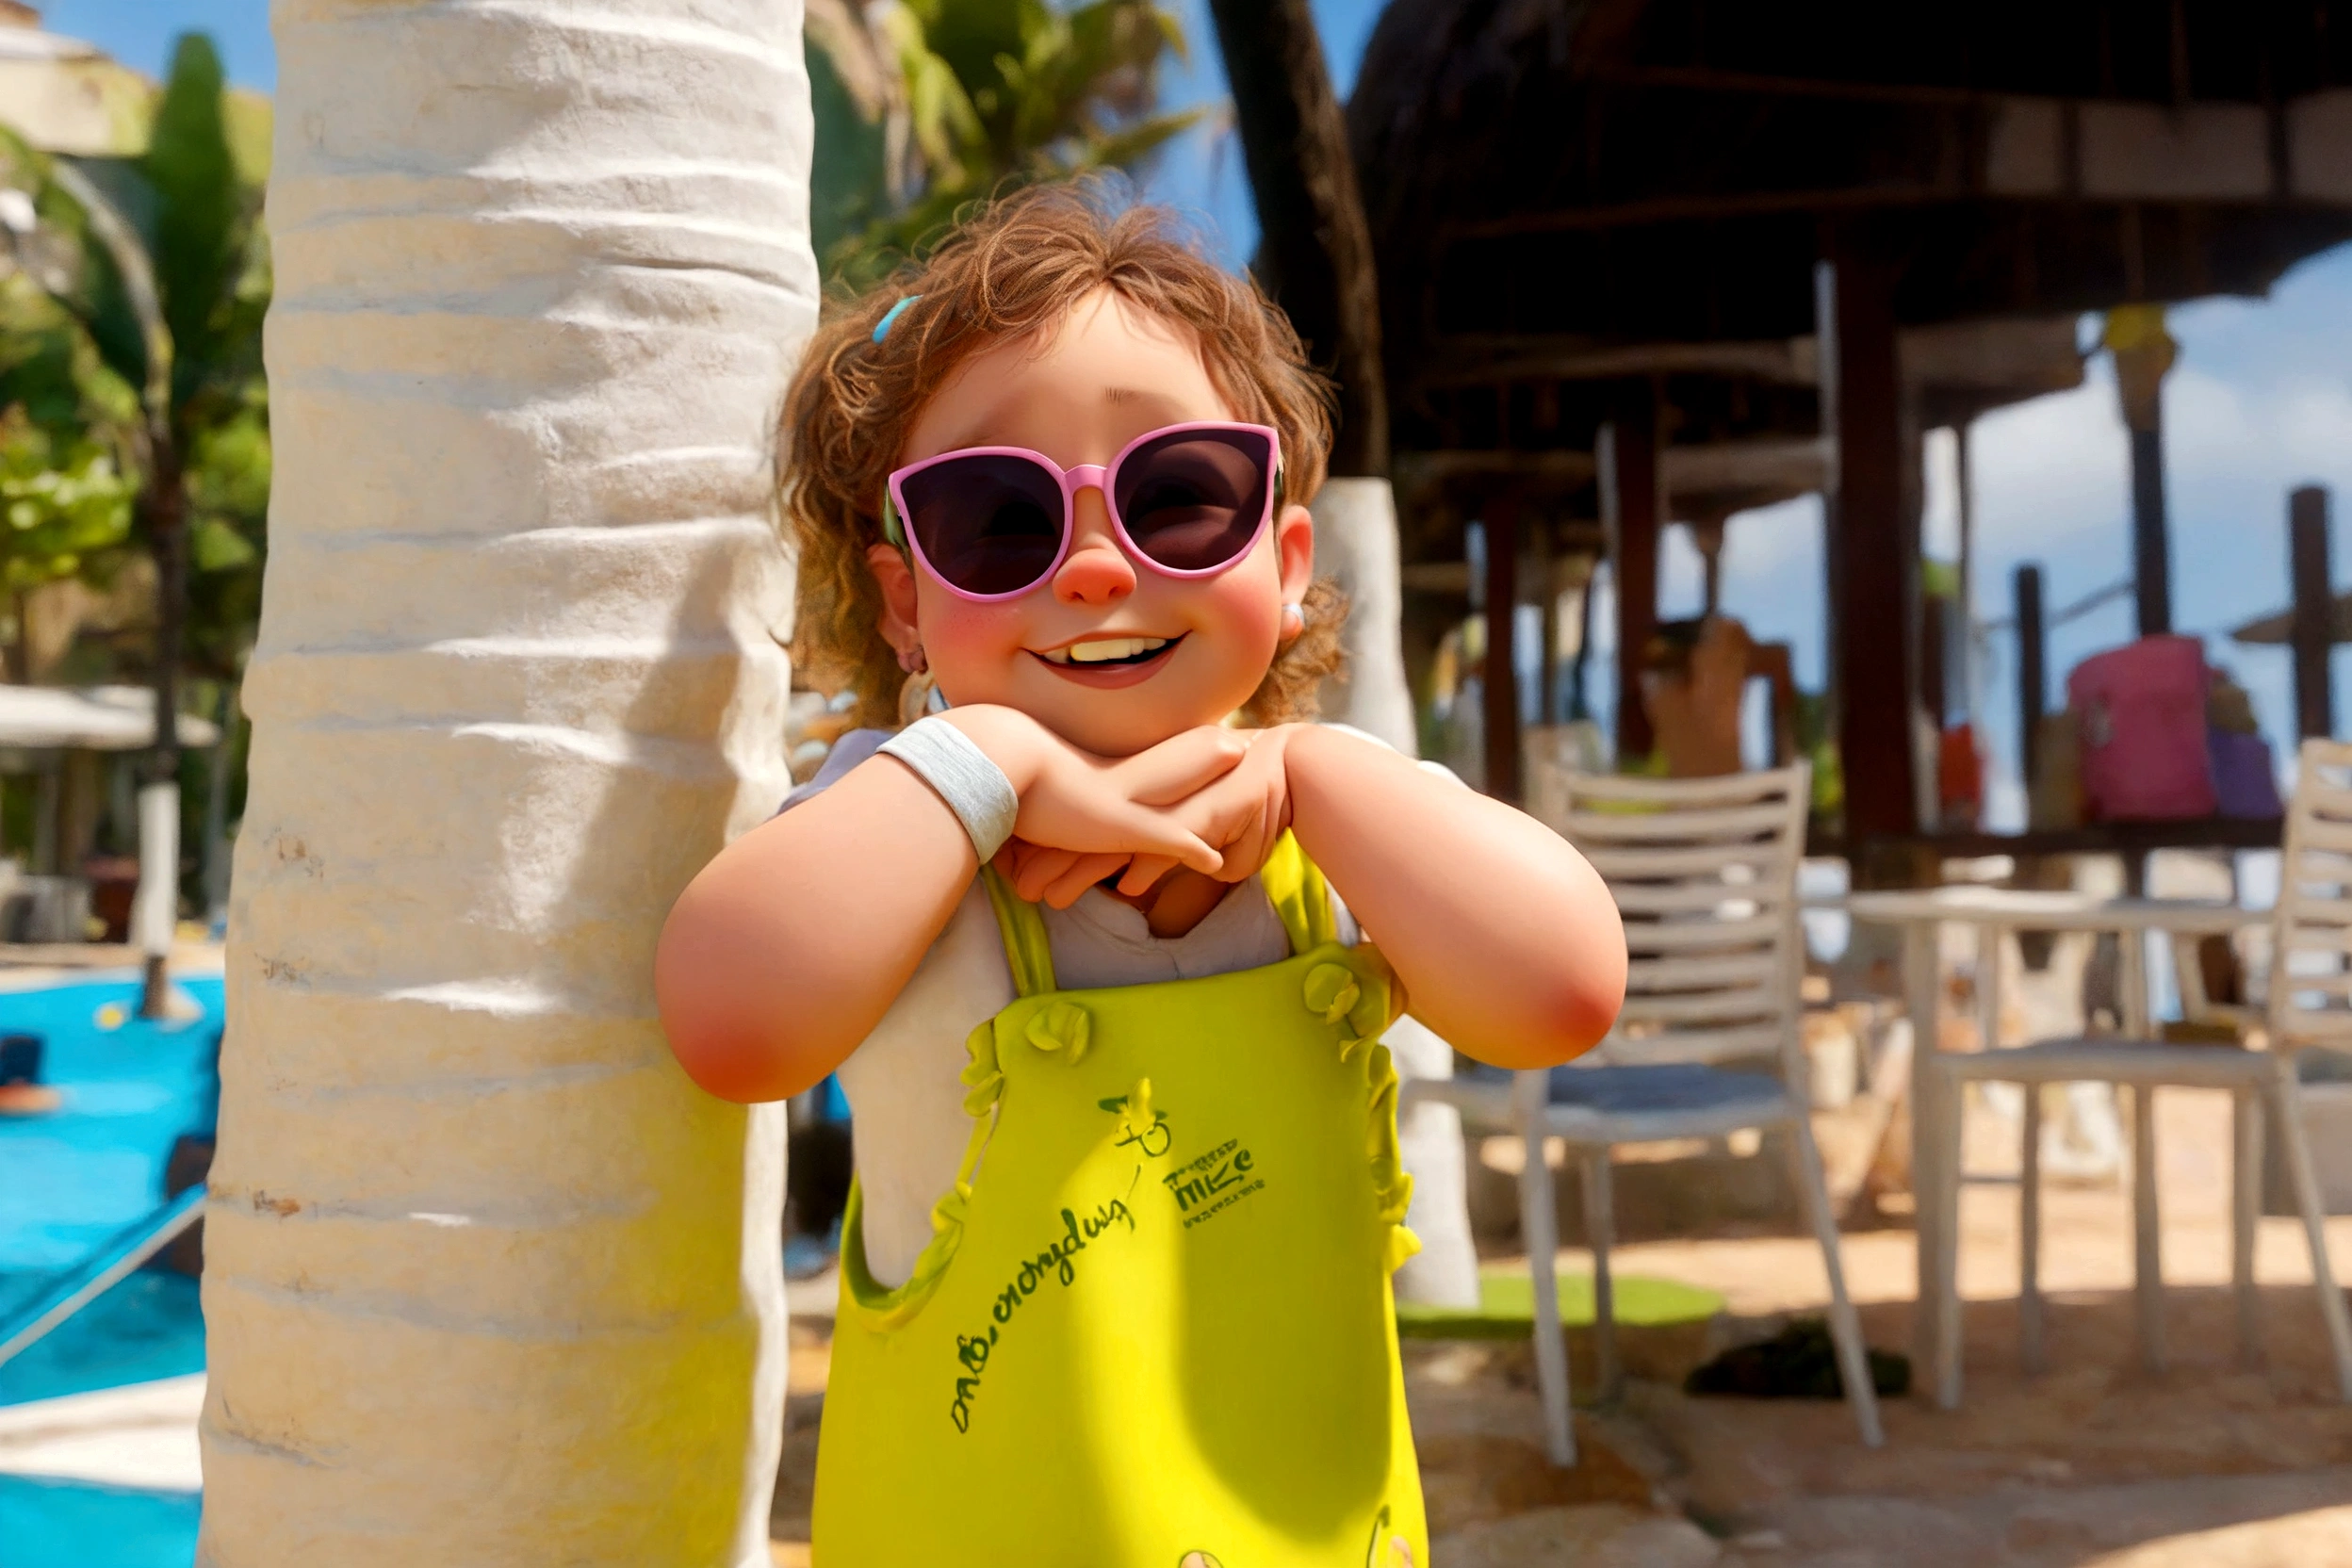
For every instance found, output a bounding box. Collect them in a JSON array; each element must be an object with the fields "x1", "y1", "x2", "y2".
[{"x1": 882, "y1": 420, "x2": 1282, "y2": 602}]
